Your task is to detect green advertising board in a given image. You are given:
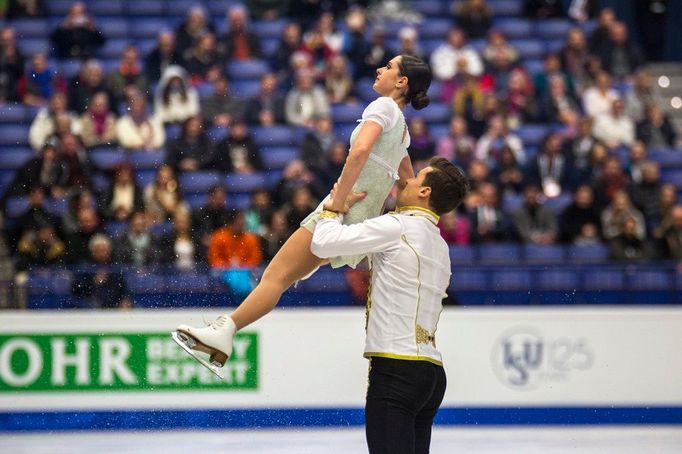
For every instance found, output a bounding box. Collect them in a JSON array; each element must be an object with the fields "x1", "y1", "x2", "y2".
[{"x1": 0, "y1": 332, "x2": 258, "y2": 391}]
